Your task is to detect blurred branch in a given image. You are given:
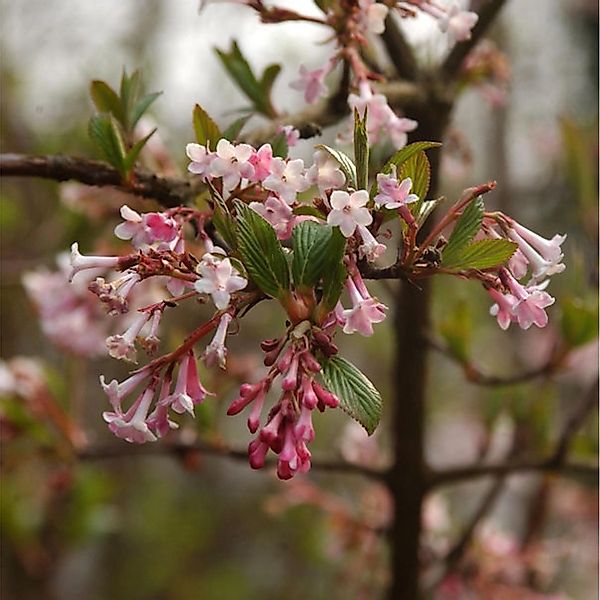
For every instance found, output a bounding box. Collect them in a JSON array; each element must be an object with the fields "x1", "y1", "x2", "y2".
[
  {"x1": 426, "y1": 379, "x2": 599, "y2": 488},
  {"x1": 426, "y1": 334, "x2": 561, "y2": 386},
  {"x1": 77, "y1": 438, "x2": 385, "y2": 481},
  {"x1": 381, "y1": 14, "x2": 419, "y2": 80},
  {"x1": 442, "y1": 0, "x2": 508, "y2": 81},
  {"x1": 0, "y1": 153, "x2": 198, "y2": 208}
]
